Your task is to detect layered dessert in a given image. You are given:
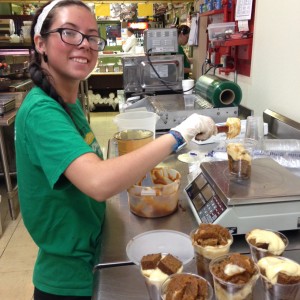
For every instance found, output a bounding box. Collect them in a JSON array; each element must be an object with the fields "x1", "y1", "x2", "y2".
[
  {"x1": 257, "y1": 256, "x2": 300, "y2": 299},
  {"x1": 190, "y1": 224, "x2": 233, "y2": 285},
  {"x1": 161, "y1": 273, "x2": 212, "y2": 300},
  {"x1": 141, "y1": 253, "x2": 183, "y2": 299},
  {"x1": 246, "y1": 229, "x2": 288, "y2": 262},
  {"x1": 226, "y1": 142, "x2": 252, "y2": 179},
  {"x1": 209, "y1": 253, "x2": 259, "y2": 300},
  {"x1": 226, "y1": 117, "x2": 241, "y2": 139}
]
